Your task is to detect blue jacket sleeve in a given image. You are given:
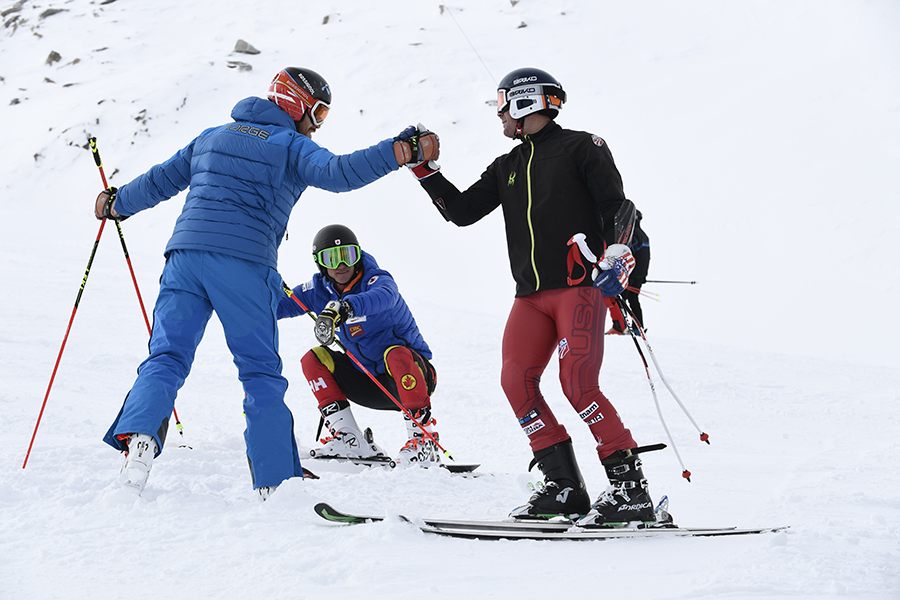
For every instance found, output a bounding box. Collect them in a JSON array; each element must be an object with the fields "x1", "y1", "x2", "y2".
[
  {"x1": 114, "y1": 140, "x2": 195, "y2": 217},
  {"x1": 276, "y1": 289, "x2": 303, "y2": 320},
  {"x1": 297, "y1": 139, "x2": 399, "y2": 193},
  {"x1": 346, "y1": 271, "x2": 399, "y2": 316},
  {"x1": 277, "y1": 280, "x2": 320, "y2": 320}
]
